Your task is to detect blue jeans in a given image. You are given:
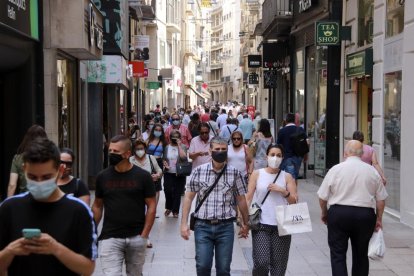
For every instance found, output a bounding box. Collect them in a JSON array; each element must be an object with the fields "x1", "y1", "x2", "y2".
[
  {"x1": 281, "y1": 156, "x2": 302, "y2": 179},
  {"x1": 194, "y1": 220, "x2": 235, "y2": 276},
  {"x1": 98, "y1": 235, "x2": 147, "y2": 276}
]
